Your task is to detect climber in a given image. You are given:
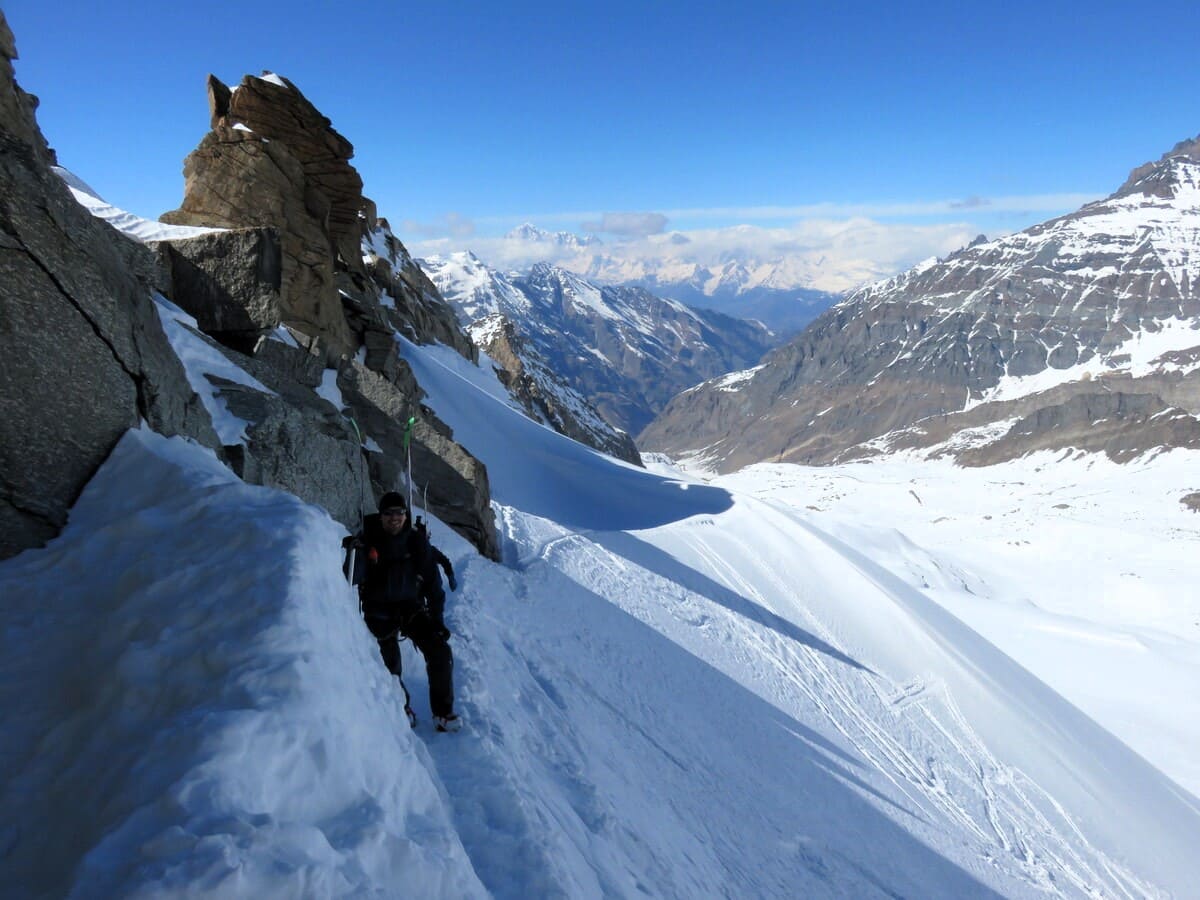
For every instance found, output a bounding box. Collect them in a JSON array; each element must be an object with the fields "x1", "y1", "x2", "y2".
[{"x1": 346, "y1": 491, "x2": 461, "y2": 732}]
